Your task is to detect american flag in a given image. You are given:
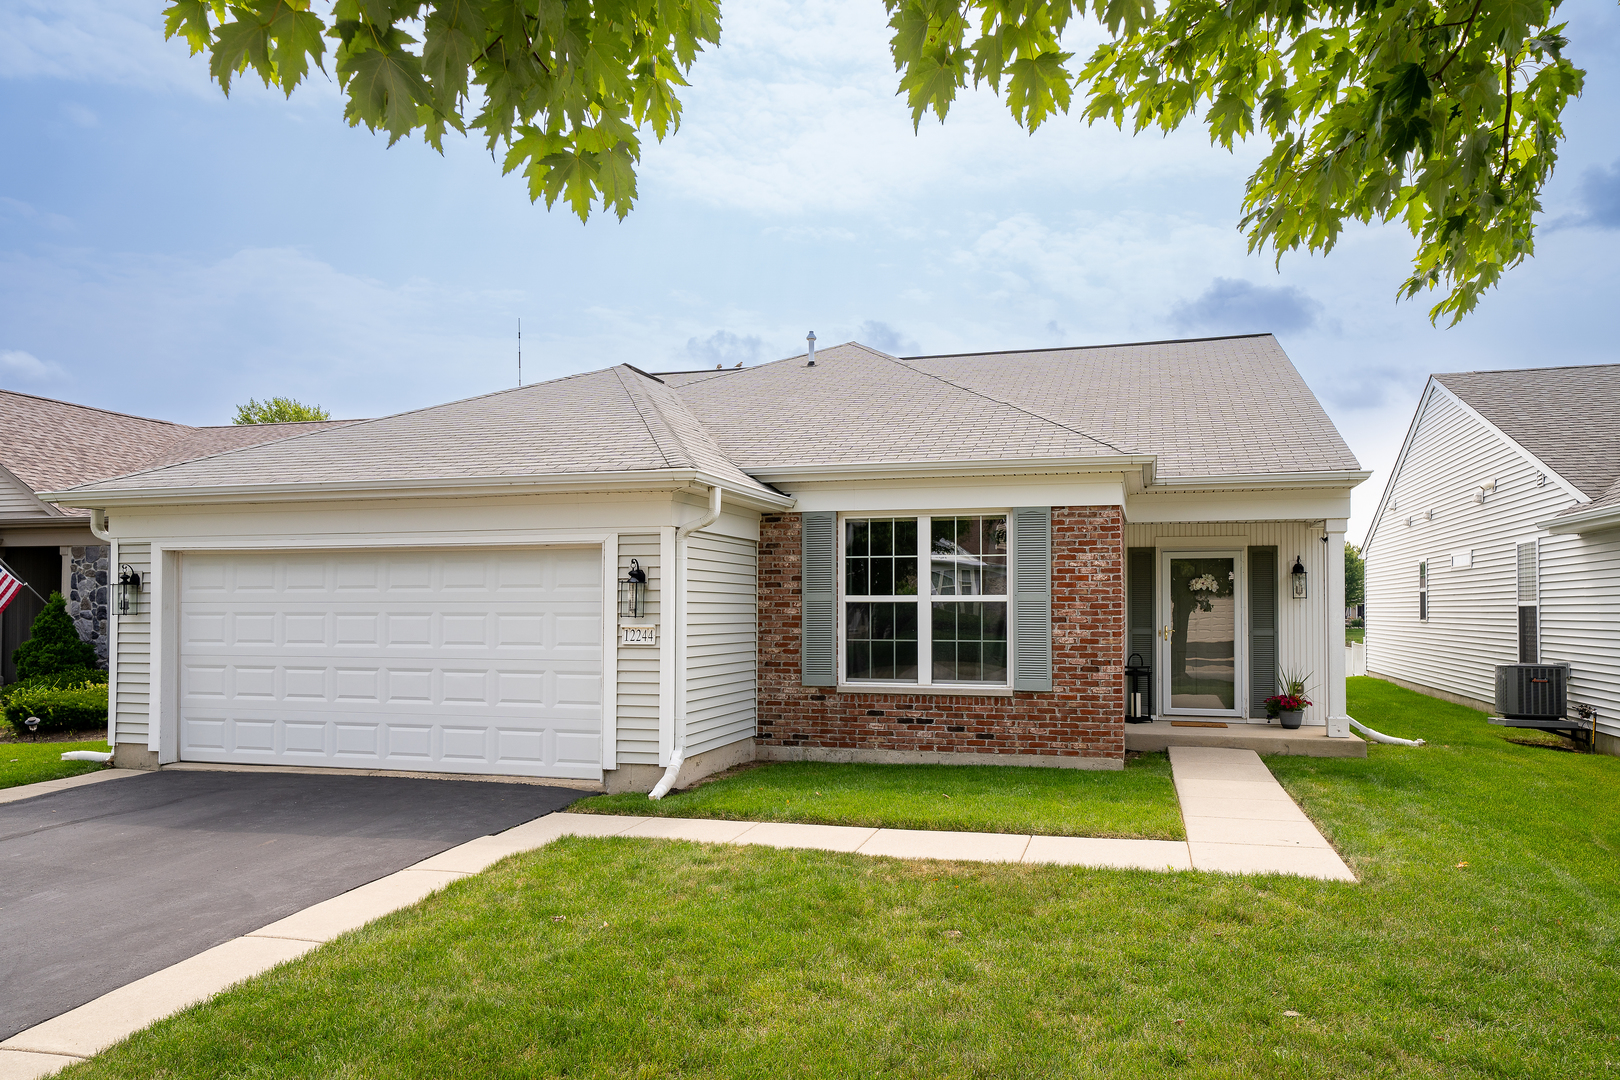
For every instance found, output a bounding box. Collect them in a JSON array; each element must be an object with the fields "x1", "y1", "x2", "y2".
[{"x1": 0, "y1": 562, "x2": 20, "y2": 615}]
